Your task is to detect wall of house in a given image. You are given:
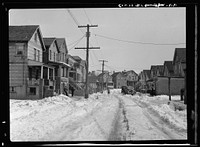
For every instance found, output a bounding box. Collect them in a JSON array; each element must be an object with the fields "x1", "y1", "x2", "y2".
[
  {"x1": 9, "y1": 61, "x2": 29, "y2": 99},
  {"x1": 156, "y1": 77, "x2": 185, "y2": 95},
  {"x1": 9, "y1": 42, "x2": 27, "y2": 63},
  {"x1": 27, "y1": 31, "x2": 43, "y2": 62},
  {"x1": 49, "y1": 41, "x2": 59, "y2": 62}
]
